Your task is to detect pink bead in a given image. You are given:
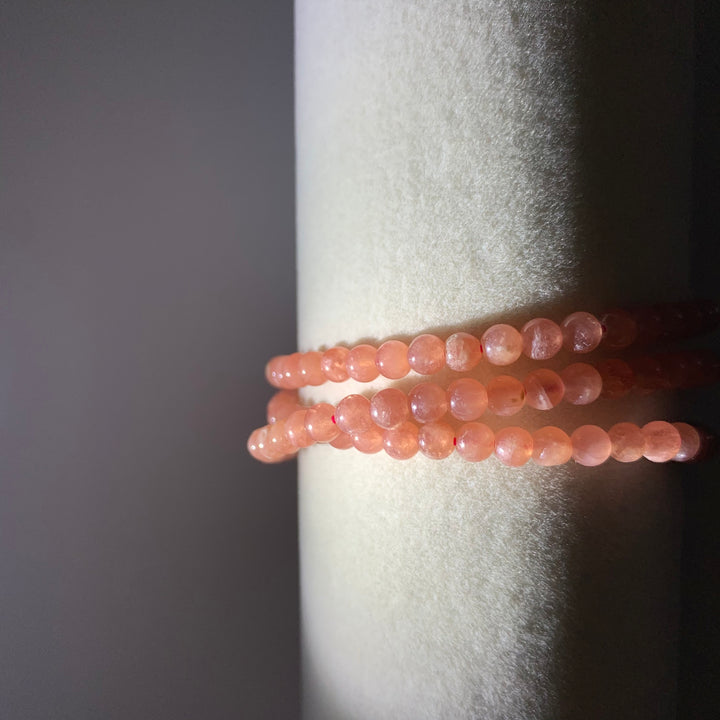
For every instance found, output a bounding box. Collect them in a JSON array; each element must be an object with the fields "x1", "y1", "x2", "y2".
[
  {"x1": 383, "y1": 421, "x2": 419, "y2": 460},
  {"x1": 346, "y1": 344, "x2": 379, "y2": 382},
  {"x1": 285, "y1": 410, "x2": 313, "y2": 448},
  {"x1": 247, "y1": 426, "x2": 271, "y2": 462},
  {"x1": 335, "y1": 394, "x2": 373, "y2": 435},
  {"x1": 487, "y1": 375, "x2": 526, "y2": 416},
  {"x1": 521, "y1": 318, "x2": 563, "y2": 360},
  {"x1": 407, "y1": 334, "x2": 446, "y2": 375},
  {"x1": 672, "y1": 422, "x2": 702, "y2": 462},
  {"x1": 299, "y1": 351, "x2": 325, "y2": 386},
  {"x1": 418, "y1": 421, "x2": 455, "y2": 459},
  {"x1": 329, "y1": 432, "x2": 354, "y2": 449},
  {"x1": 370, "y1": 388, "x2": 409, "y2": 429},
  {"x1": 494, "y1": 426, "x2": 533, "y2": 466},
  {"x1": 375, "y1": 340, "x2": 411, "y2": 379},
  {"x1": 447, "y1": 378, "x2": 488, "y2": 421},
  {"x1": 455, "y1": 423, "x2": 495, "y2": 462},
  {"x1": 278, "y1": 352, "x2": 304, "y2": 389},
  {"x1": 445, "y1": 332, "x2": 483, "y2": 371},
  {"x1": 352, "y1": 425, "x2": 384, "y2": 454},
  {"x1": 320, "y1": 347, "x2": 350, "y2": 382},
  {"x1": 304, "y1": 402, "x2": 340, "y2": 443},
  {"x1": 267, "y1": 420, "x2": 292, "y2": 457},
  {"x1": 531, "y1": 426, "x2": 572, "y2": 466},
  {"x1": 597, "y1": 359, "x2": 634, "y2": 399},
  {"x1": 523, "y1": 369, "x2": 565, "y2": 410},
  {"x1": 265, "y1": 356, "x2": 285, "y2": 388},
  {"x1": 409, "y1": 382, "x2": 448, "y2": 423},
  {"x1": 600, "y1": 309, "x2": 638, "y2": 348},
  {"x1": 561, "y1": 311, "x2": 603, "y2": 354},
  {"x1": 608, "y1": 422, "x2": 645, "y2": 463},
  {"x1": 266, "y1": 390, "x2": 300, "y2": 424},
  {"x1": 571, "y1": 425, "x2": 612, "y2": 466},
  {"x1": 560, "y1": 363, "x2": 602, "y2": 405},
  {"x1": 481, "y1": 324, "x2": 523, "y2": 366},
  {"x1": 641, "y1": 421, "x2": 682, "y2": 462}
]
